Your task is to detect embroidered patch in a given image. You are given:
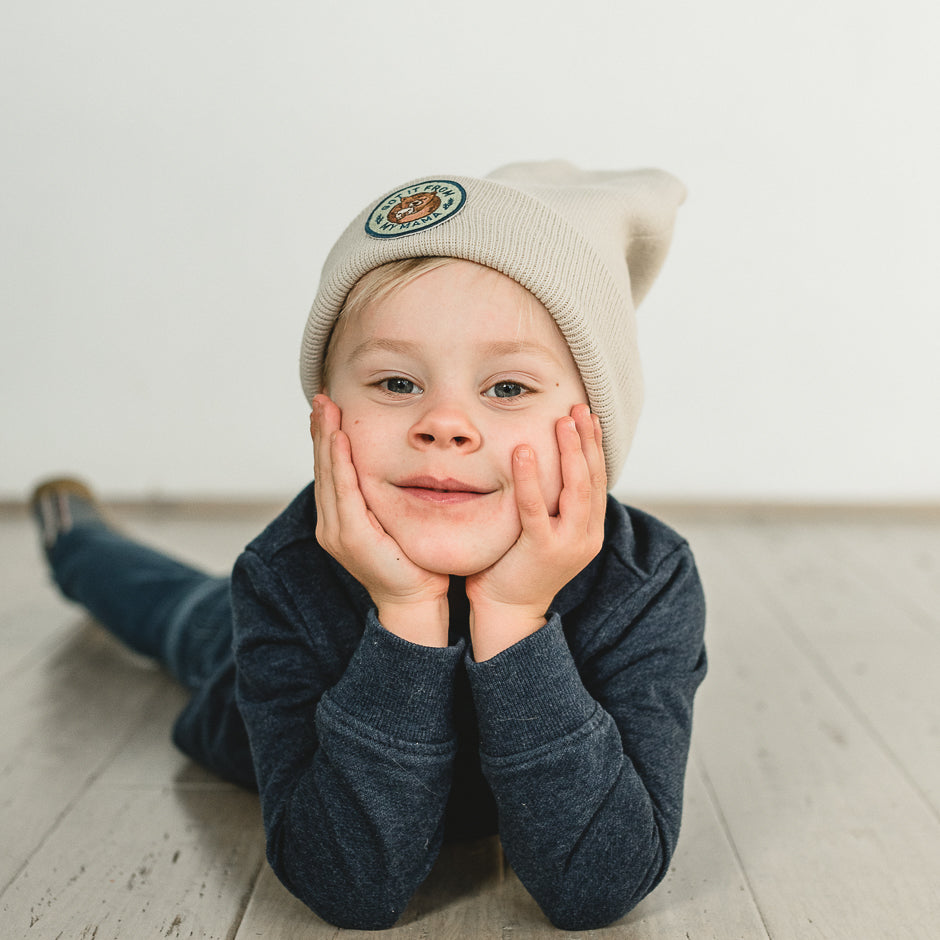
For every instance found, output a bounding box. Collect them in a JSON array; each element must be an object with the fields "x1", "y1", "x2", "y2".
[{"x1": 365, "y1": 180, "x2": 467, "y2": 238}]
